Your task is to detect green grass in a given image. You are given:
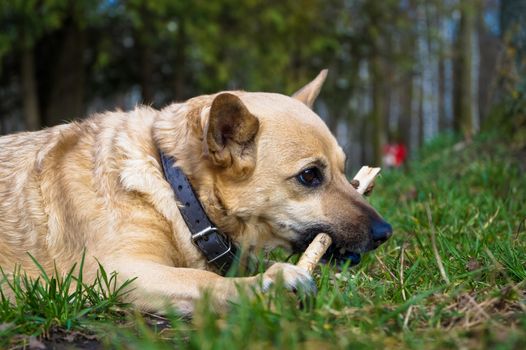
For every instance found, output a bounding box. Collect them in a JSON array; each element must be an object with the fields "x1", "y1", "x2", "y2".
[
  {"x1": 1, "y1": 132, "x2": 525, "y2": 349},
  {"x1": 0, "y1": 255, "x2": 134, "y2": 348}
]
